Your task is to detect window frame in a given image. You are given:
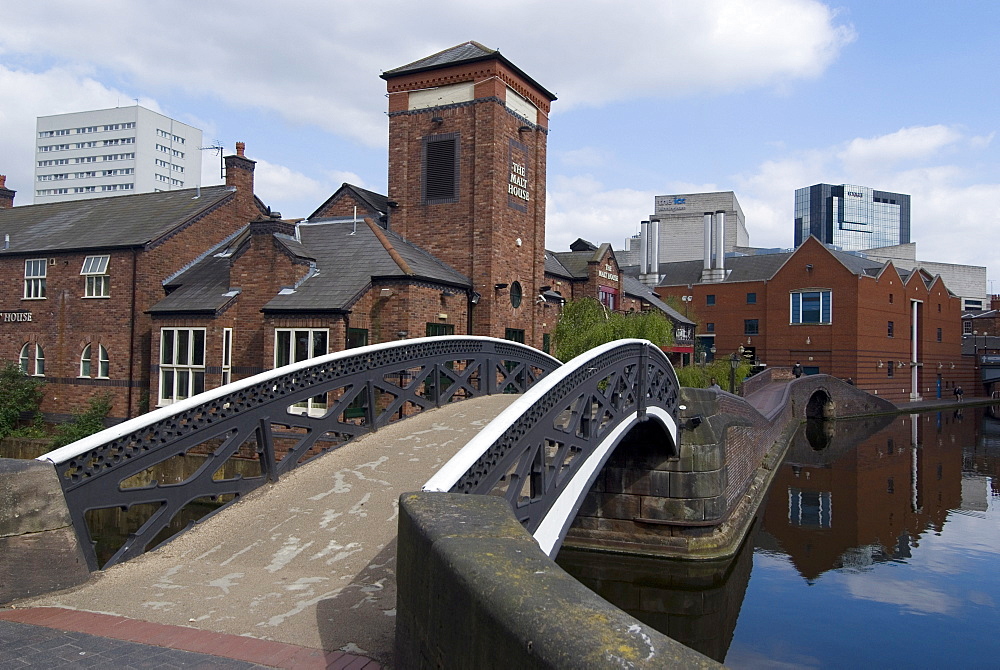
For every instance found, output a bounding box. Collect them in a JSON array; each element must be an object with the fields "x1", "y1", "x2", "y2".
[
  {"x1": 24, "y1": 259, "x2": 47, "y2": 300},
  {"x1": 790, "y1": 289, "x2": 832, "y2": 325},
  {"x1": 81, "y1": 254, "x2": 111, "y2": 298},
  {"x1": 159, "y1": 328, "x2": 207, "y2": 406},
  {"x1": 744, "y1": 319, "x2": 759, "y2": 336},
  {"x1": 274, "y1": 328, "x2": 329, "y2": 416}
]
